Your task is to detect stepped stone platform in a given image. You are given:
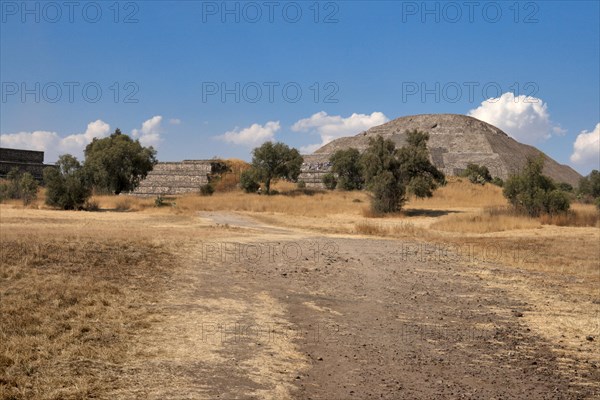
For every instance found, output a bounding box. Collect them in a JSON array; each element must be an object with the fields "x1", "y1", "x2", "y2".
[
  {"x1": 132, "y1": 160, "x2": 224, "y2": 197},
  {"x1": 299, "y1": 156, "x2": 333, "y2": 187},
  {"x1": 298, "y1": 114, "x2": 582, "y2": 188},
  {"x1": 0, "y1": 147, "x2": 54, "y2": 181}
]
